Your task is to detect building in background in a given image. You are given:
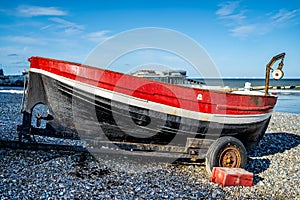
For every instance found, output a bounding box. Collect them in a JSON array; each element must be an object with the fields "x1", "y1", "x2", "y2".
[{"x1": 0, "y1": 67, "x2": 27, "y2": 86}]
